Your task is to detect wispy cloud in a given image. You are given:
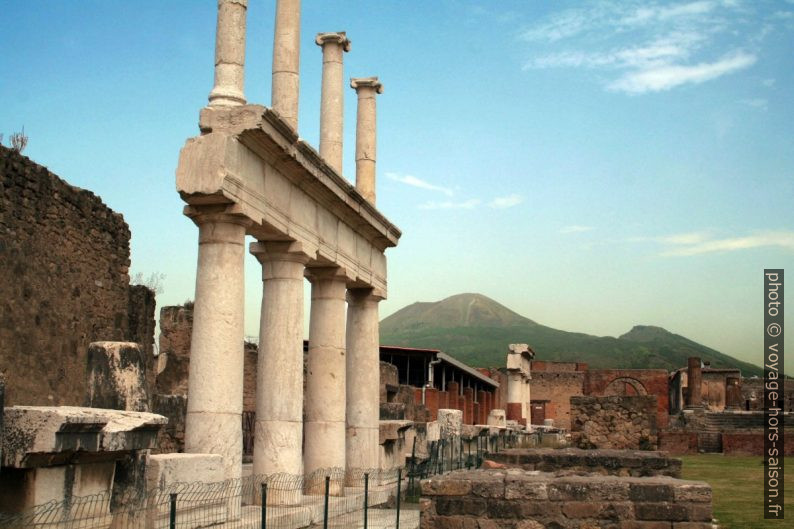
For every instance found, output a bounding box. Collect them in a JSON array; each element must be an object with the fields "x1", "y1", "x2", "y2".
[
  {"x1": 645, "y1": 230, "x2": 794, "y2": 256},
  {"x1": 520, "y1": 1, "x2": 777, "y2": 94},
  {"x1": 560, "y1": 225, "x2": 595, "y2": 234},
  {"x1": 489, "y1": 194, "x2": 524, "y2": 209},
  {"x1": 739, "y1": 97, "x2": 768, "y2": 110},
  {"x1": 762, "y1": 78, "x2": 776, "y2": 87},
  {"x1": 418, "y1": 199, "x2": 481, "y2": 210},
  {"x1": 386, "y1": 172, "x2": 453, "y2": 196}
]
